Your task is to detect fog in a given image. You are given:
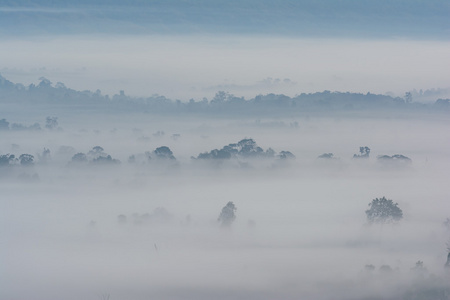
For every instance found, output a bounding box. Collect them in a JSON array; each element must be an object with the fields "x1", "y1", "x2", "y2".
[
  {"x1": 1, "y1": 36, "x2": 450, "y2": 100},
  {"x1": 2, "y1": 1, "x2": 450, "y2": 299},
  {"x1": 1, "y1": 109, "x2": 450, "y2": 300}
]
